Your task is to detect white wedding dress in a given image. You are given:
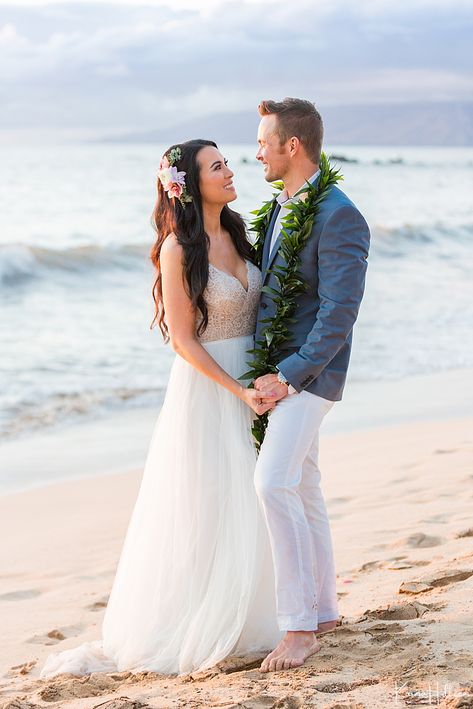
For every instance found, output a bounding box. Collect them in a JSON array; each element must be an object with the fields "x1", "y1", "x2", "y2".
[{"x1": 40, "y1": 259, "x2": 283, "y2": 678}]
